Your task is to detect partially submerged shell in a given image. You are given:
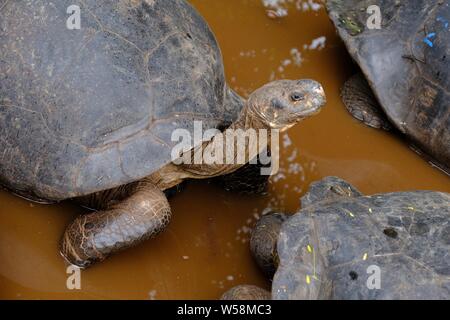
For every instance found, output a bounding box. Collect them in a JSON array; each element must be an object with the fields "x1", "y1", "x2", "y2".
[{"x1": 273, "y1": 177, "x2": 450, "y2": 300}]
